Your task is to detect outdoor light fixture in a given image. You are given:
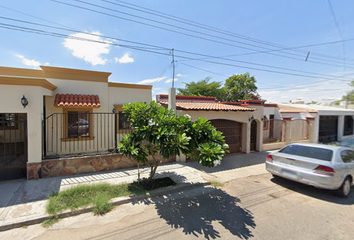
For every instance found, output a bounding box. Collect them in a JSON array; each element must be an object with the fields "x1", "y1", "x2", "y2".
[
  {"x1": 248, "y1": 115, "x2": 254, "y2": 122},
  {"x1": 21, "y1": 95, "x2": 28, "y2": 108},
  {"x1": 112, "y1": 108, "x2": 116, "y2": 113}
]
